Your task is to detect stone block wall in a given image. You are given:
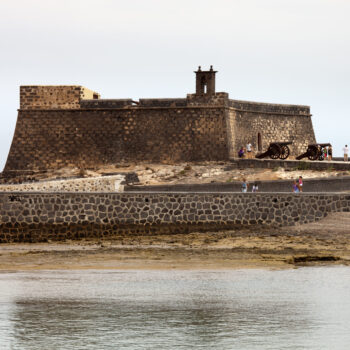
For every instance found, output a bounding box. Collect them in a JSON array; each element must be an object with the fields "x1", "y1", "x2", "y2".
[
  {"x1": 0, "y1": 192, "x2": 349, "y2": 242},
  {"x1": 4, "y1": 85, "x2": 317, "y2": 175},
  {"x1": 187, "y1": 92, "x2": 229, "y2": 106},
  {"x1": 0, "y1": 175, "x2": 126, "y2": 193},
  {"x1": 3, "y1": 107, "x2": 229, "y2": 173},
  {"x1": 80, "y1": 99, "x2": 134, "y2": 108},
  {"x1": 20, "y1": 86, "x2": 100, "y2": 110},
  {"x1": 228, "y1": 108, "x2": 316, "y2": 158},
  {"x1": 138, "y1": 99, "x2": 188, "y2": 107},
  {"x1": 229, "y1": 99, "x2": 310, "y2": 115}
]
